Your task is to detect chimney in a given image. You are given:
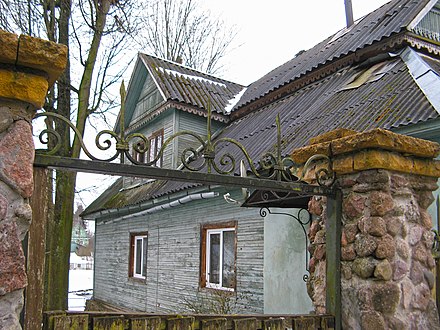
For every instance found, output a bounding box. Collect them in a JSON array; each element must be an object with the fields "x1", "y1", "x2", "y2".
[{"x1": 345, "y1": 0, "x2": 354, "y2": 28}]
